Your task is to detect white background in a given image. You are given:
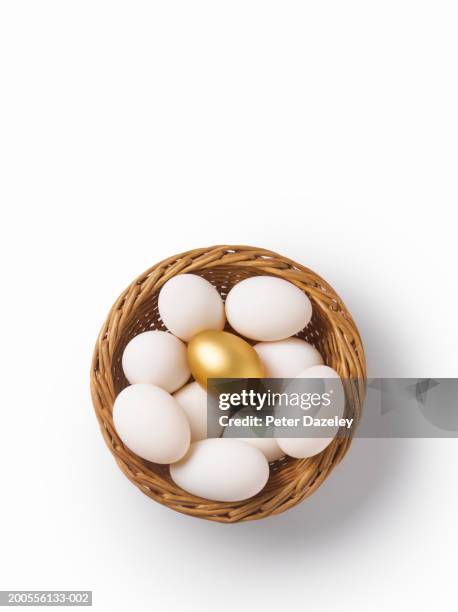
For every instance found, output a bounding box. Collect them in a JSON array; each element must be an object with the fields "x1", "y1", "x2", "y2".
[{"x1": 1, "y1": 2, "x2": 457, "y2": 611}]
